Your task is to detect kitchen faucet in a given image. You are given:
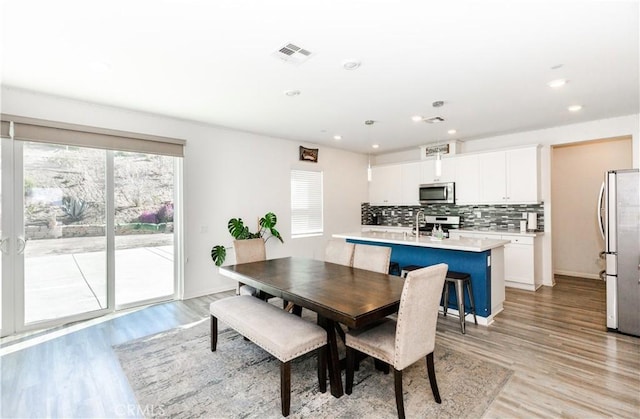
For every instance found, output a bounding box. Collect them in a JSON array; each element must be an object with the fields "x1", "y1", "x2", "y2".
[{"x1": 415, "y1": 209, "x2": 425, "y2": 237}]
